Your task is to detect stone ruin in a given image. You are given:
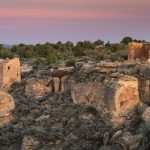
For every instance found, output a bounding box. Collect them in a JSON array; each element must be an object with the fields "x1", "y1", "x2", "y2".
[
  {"x1": 128, "y1": 42, "x2": 150, "y2": 62},
  {"x1": 25, "y1": 67, "x2": 73, "y2": 99},
  {"x1": 0, "y1": 58, "x2": 21, "y2": 126},
  {"x1": 0, "y1": 57, "x2": 149, "y2": 127},
  {"x1": 71, "y1": 75, "x2": 140, "y2": 125},
  {"x1": 23, "y1": 60, "x2": 149, "y2": 125},
  {"x1": 69, "y1": 61, "x2": 150, "y2": 125},
  {"x1": 106, "y1": 76, "x2": 140, "y2": 125},
  {"x1": 0, "y1": 58, "x2": 21, "y2": 85}
]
